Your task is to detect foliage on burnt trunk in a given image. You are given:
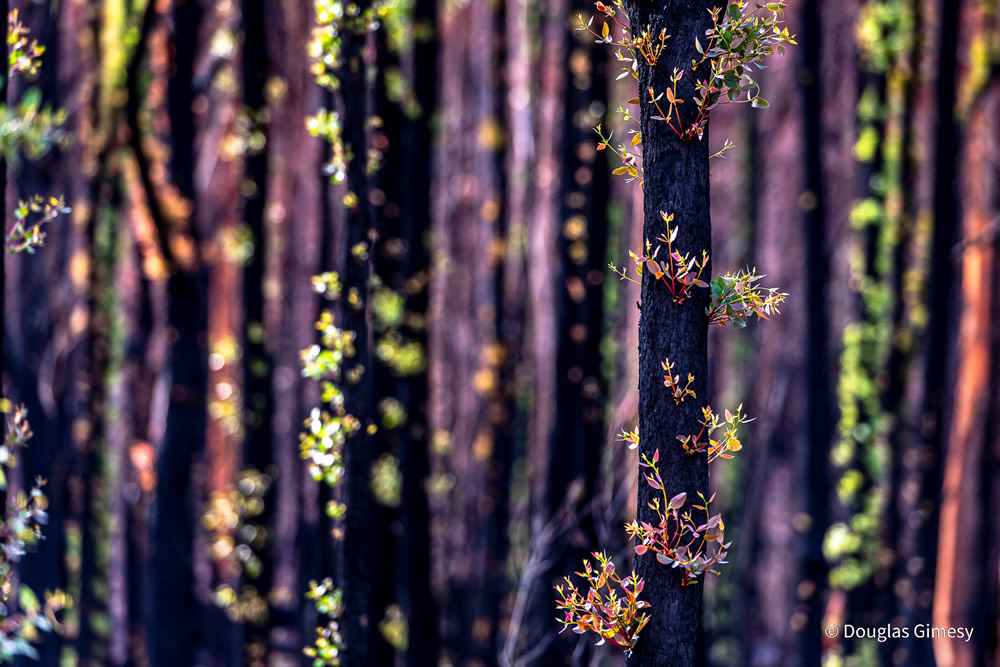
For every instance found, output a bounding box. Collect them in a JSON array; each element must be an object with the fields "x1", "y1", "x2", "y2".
[{"x1": 622, "y1": 2, "x2": 719, "y2": 664}]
